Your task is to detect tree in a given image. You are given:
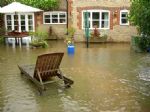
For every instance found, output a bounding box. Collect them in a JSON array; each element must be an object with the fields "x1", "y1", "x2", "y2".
[
  {"x1": 0, "y1": 0, "x2": 60, "y2": 10},
  {"x1": 130, "y1": 0, "x2": 150, "y2": 36}
]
